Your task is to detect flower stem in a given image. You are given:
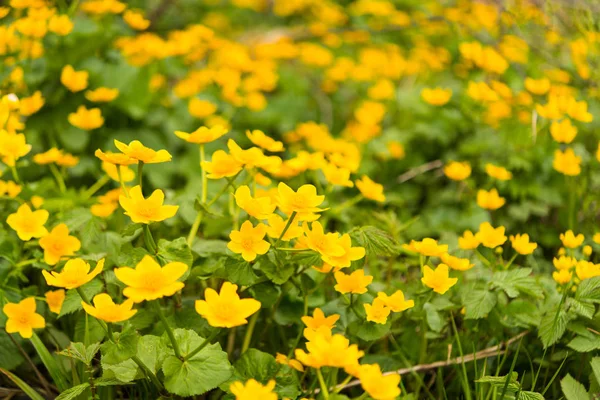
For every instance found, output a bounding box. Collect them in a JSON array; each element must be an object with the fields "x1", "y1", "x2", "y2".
[
  {"x1": 10, "y1": 165, "x2": 22, "y2": 185},
  {"x1": 152, "y1": 301, "x2": 182, "y2": 360},
  {"x1": 137, "y1": 161, "x2": 144, "y2": 190},
  {"x1": 241, "y1": 311, "x2": 259, "y2": 354},
  {"x1": 117, "y1": 166, "x2": 129, "y2": 198},
  {"x1": 184, "y1": 329, "x2": 220, "y2": 361},
  {"x1": 274, "y1": 211, "x2": 297, "y2": 248},
  {"x1": 504, "y1": 253, "x2": 518, "y2": 269},
  {"x1": 200, "y1": 144, "x2": 207, "y2": 203},
  {"x1": 82, "y1": 175, "x2": 110, "y2": 200},
  {"x1": 49, "y1": 164, "x2": 67, "y2": 193},
  {"x1": 316, "y1": 368, "x2": 330, "y2": 400},
  {"x1": 143, "y1": 224, "x2": 157, "y2": 253}
]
